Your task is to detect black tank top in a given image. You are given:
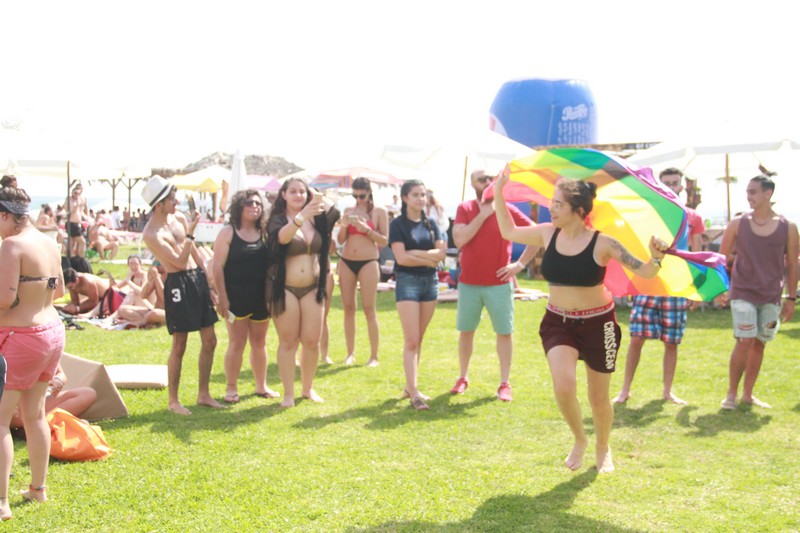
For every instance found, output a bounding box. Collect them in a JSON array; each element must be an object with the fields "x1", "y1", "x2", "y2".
[
  {"x1": 541, "y1": 228, "x2": 606, "y2": 287},
  {"x1": 223, "y1": 229, "x2": 269, "y2": 286}
]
